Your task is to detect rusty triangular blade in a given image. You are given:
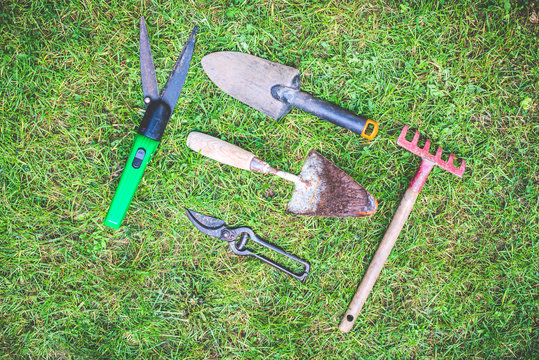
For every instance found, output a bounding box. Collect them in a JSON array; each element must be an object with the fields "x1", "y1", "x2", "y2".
[{"x1": 287, "y1": 151, "x2": 377, "y2": 217}]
